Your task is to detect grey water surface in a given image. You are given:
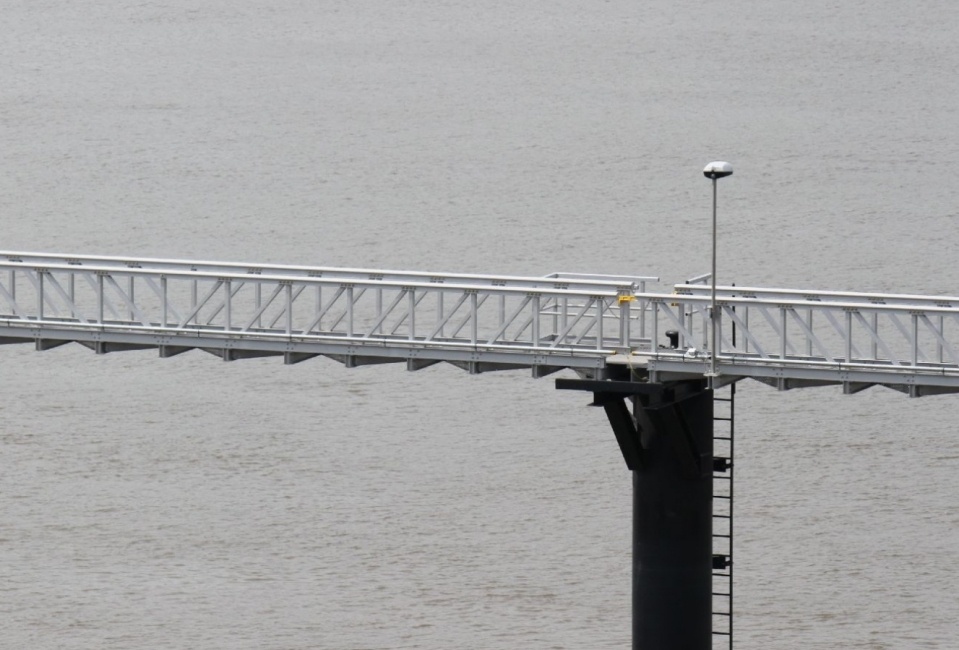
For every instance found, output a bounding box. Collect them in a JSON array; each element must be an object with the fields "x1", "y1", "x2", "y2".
[{"x1": 2, "y1": 1, "x2": 958, "y2": 648}]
